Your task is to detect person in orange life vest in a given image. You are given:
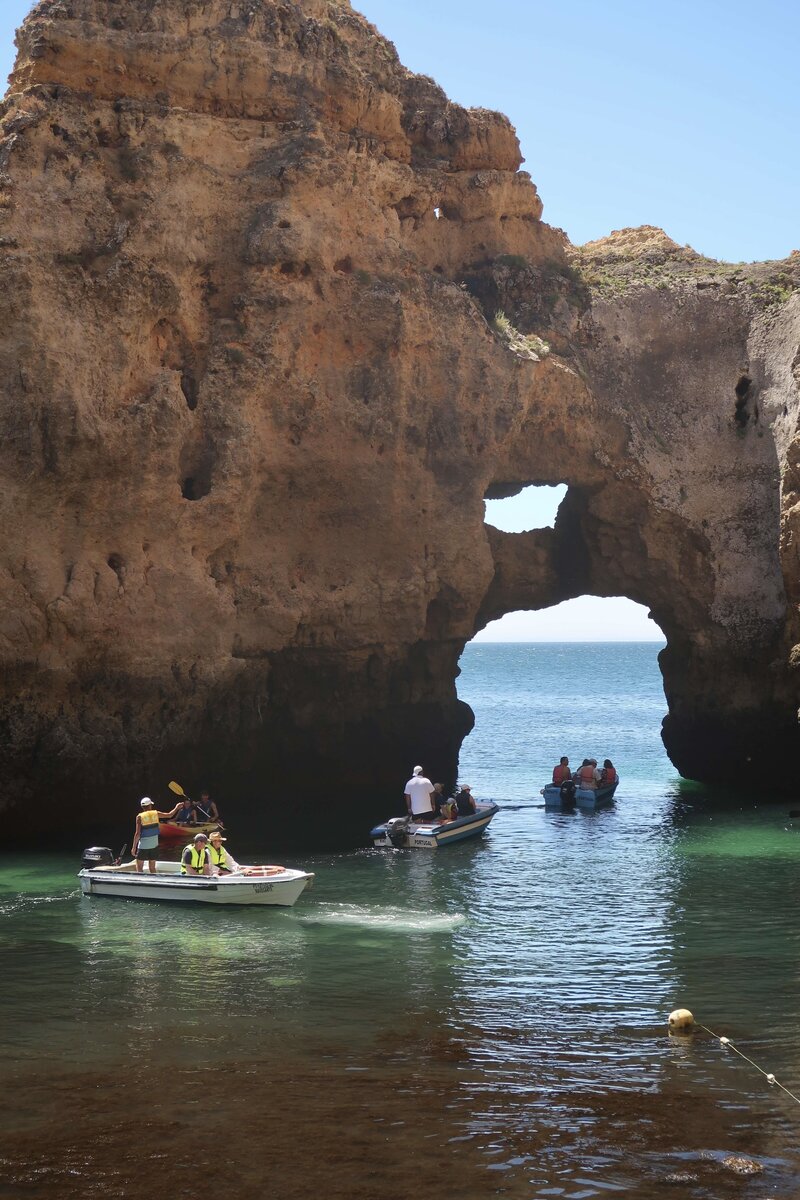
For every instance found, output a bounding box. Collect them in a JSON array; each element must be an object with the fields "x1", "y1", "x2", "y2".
[
  {"x1": 552, "y1": 757, "x2": 571, "y2": 785},
  {"x1": 132, "y1": 797, "x2": 182, "y2": 874},
  {"x1": 577, "y1": 759, "x2": 600, "y2": 790},
  {"x1": 601, "y1": 759, "x2": 617, "y2": 786}
]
